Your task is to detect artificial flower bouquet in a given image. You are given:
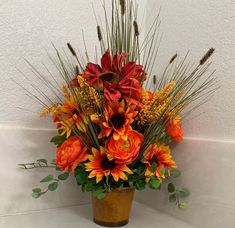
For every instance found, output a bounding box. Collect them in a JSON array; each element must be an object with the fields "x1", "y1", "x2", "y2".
[{"x1": 19, "y1": 0, "x2": 217, "y2": 226}]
